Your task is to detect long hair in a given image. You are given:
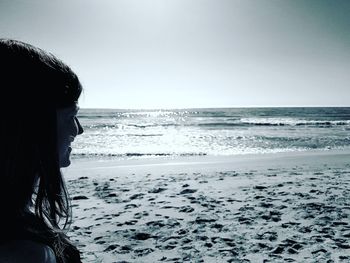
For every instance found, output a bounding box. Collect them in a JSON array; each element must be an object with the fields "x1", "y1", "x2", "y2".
[{"x1": 0, "y1": 39, "x2": 82, "y2": 262}]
